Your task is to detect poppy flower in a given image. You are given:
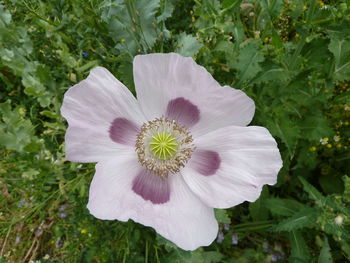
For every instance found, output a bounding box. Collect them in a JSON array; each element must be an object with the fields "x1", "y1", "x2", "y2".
[{"x1": 61, "y1": 53, "x2": 282, "y2": 250}]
